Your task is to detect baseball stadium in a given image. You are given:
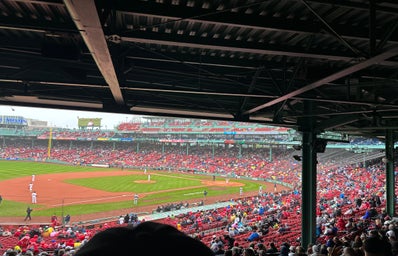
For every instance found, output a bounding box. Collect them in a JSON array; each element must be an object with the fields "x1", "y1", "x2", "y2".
[
  {"x1": 0, "y1": 114, "x2": 395, "y2": 255},
  {"x1": 1, "y1": 0, "x2": 398, "y2": 255}
]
